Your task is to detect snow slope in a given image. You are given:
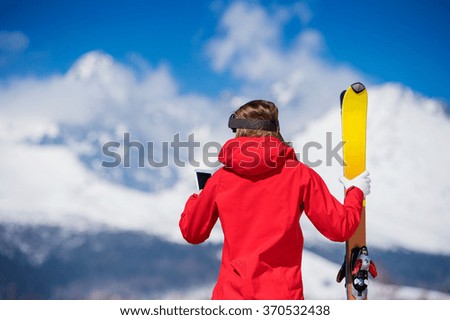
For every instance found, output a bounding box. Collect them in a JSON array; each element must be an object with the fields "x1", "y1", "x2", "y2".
[
  {"x1": 0, "y1": 142, "x2": 194, "y2": 242},
  {"x1": 301, "y1": 250, "x2": 450, "y2": 300},
  {"x1": 161, "y1": 250, "x2": 450, "y2": 300}
]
